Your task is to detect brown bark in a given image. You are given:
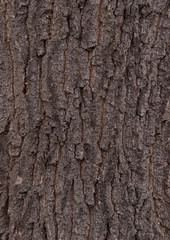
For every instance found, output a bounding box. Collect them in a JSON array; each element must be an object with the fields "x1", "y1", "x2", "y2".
[{"x1": 0, "y1": 0, "x2": 169, "y2": 239}]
